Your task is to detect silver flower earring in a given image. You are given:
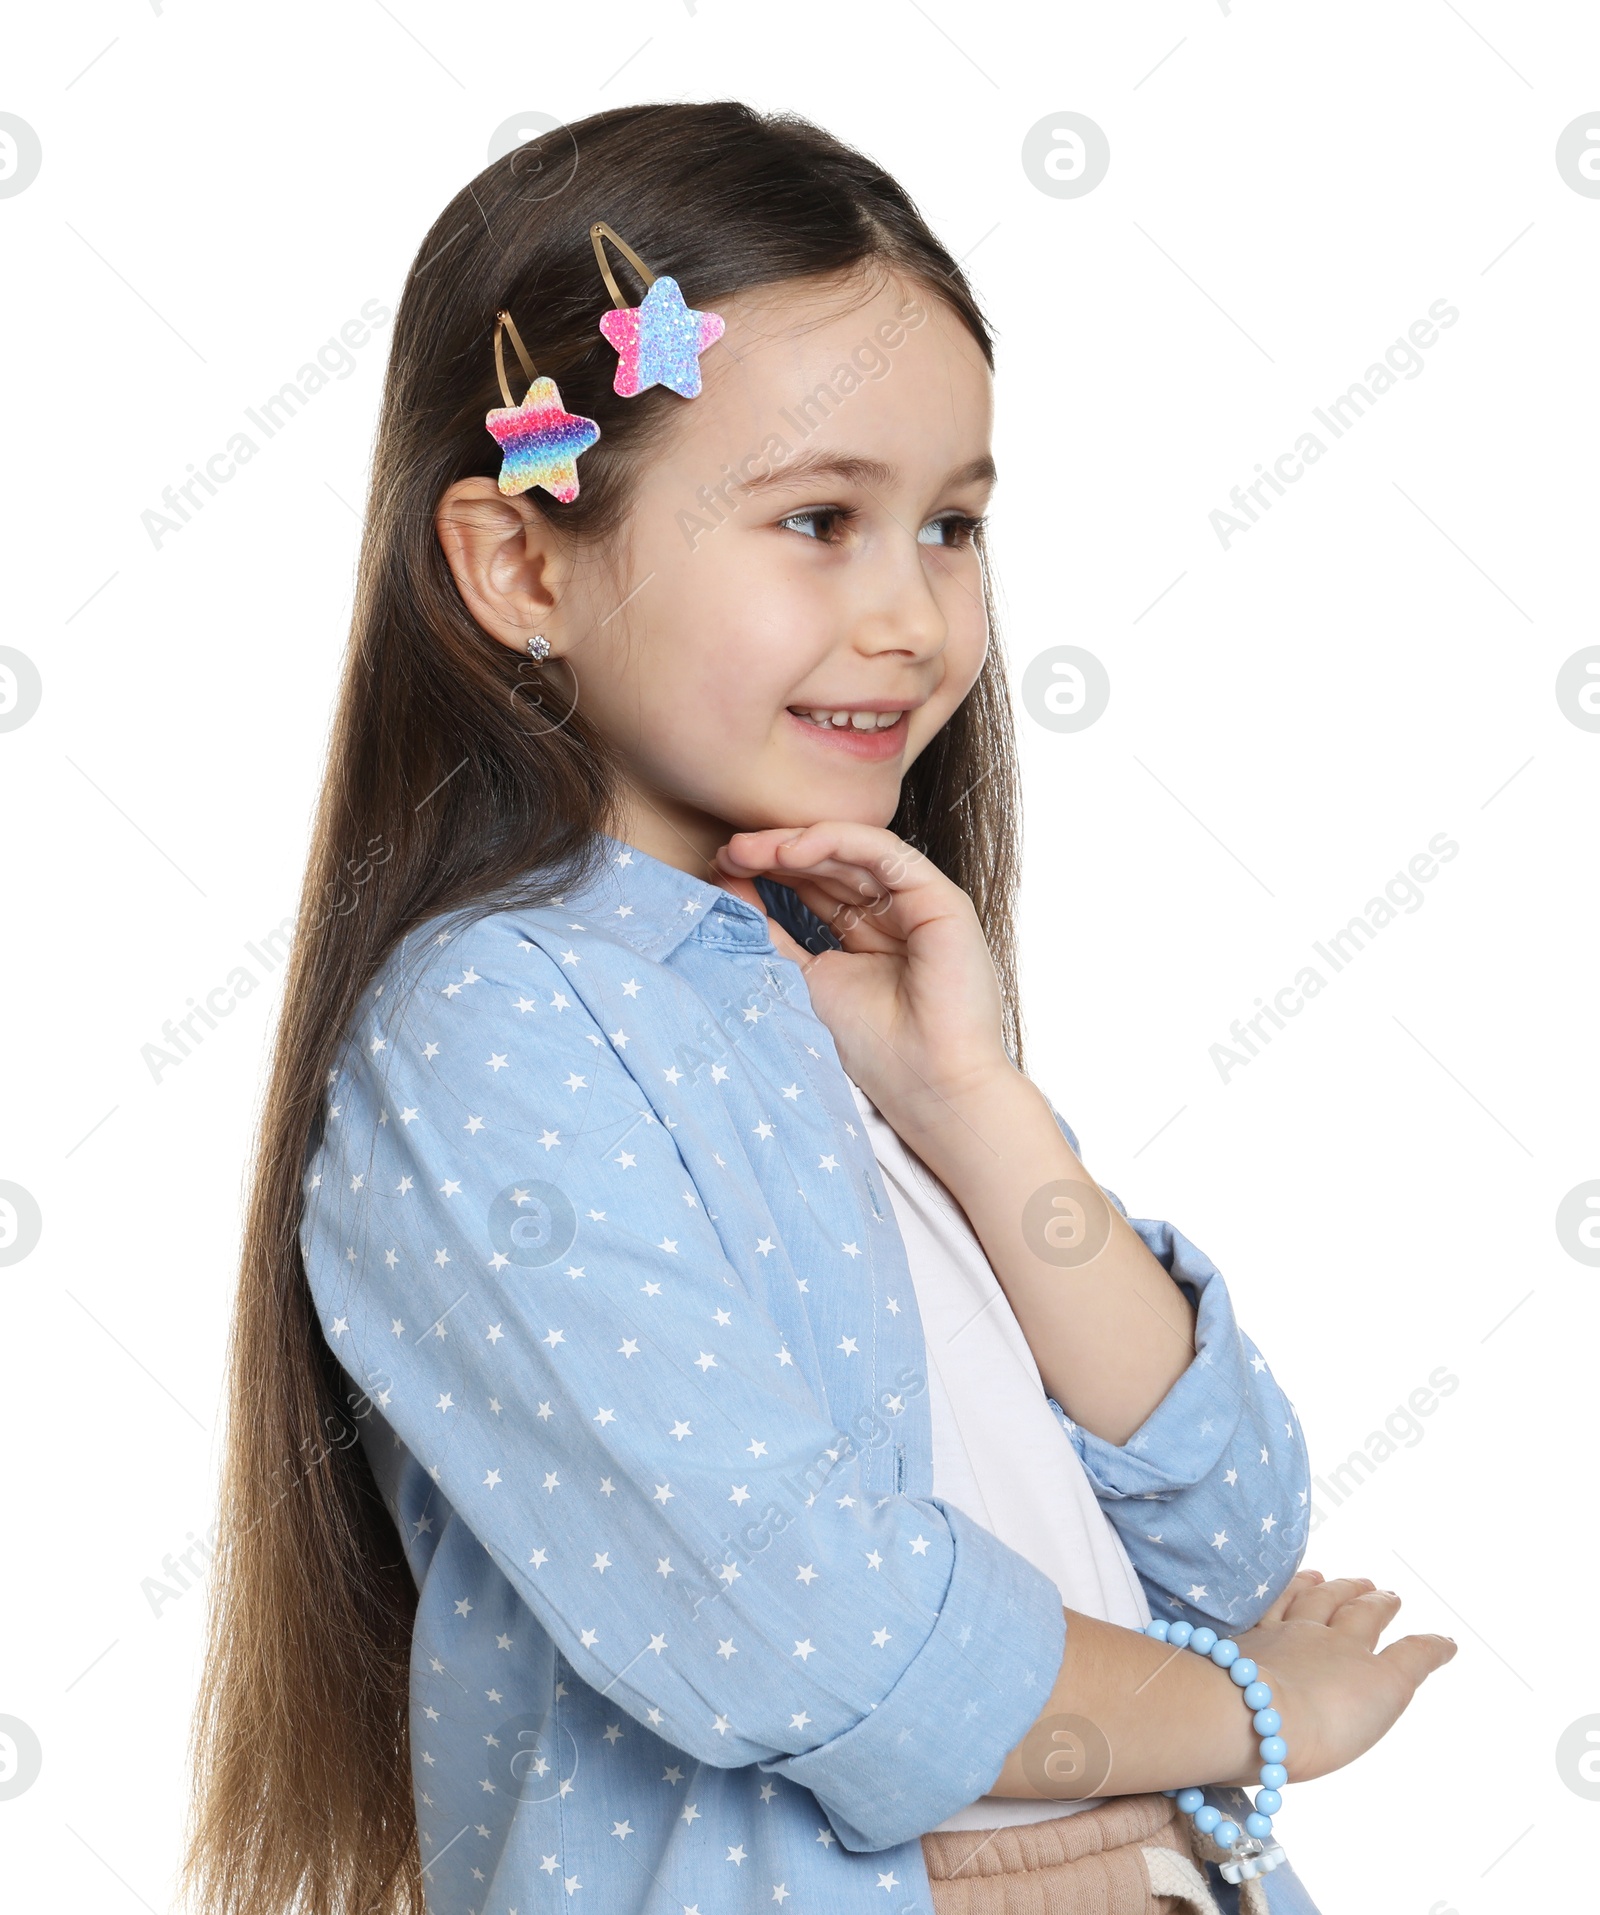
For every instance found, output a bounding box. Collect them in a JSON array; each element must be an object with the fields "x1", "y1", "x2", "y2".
[{"x1": 527, "y1": 633, "x2": 552, "y2": 663}]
